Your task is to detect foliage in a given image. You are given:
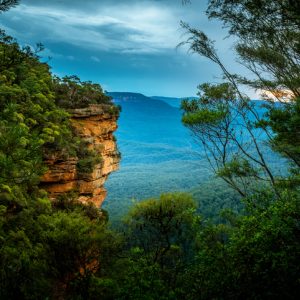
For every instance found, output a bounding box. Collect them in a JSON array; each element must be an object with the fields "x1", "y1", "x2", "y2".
[
  {"x1": 53, "y1": 75, "x2": 113, "y2": 109},
  {"x1": 185, "y1": 190, "x2": 300, "y2": 300},
  {"x1": 180, "y1": 0, "x2": 300, "y2": 198},
  {"x1": 206, "y1": 0, "x2": 300, "y2": 95},
  {"x1": 124, "y1": 193, "x2": 199, "y2": 263},
  {"x1": 0, "y1": 195, "x2": 118, "y2": 300},
  {"x1": 181, "y1": 81, "x2": 271, "y2": 197},
  {"x1": 0, "y1": 28, "x2": 120, "y2": 299},
  {"x1": 77, "y1": 154, "x2": 102, "y2": 175},
  {"x1": 0, "y1": 30, "x2": 74, "y2": 196},
  {"x1": 177, "y1": 0, "x2": 300, "y2": 298},
  {"x1": 76, "y1": 140, "x2": 103, "y2": 175},
  {"x1": 0, "y1": 0, "x2": 19, "y2": 12},
  {"x1": 103, "y1": 193, "x2": 200, "y2": 300},
  {"x1": 266, "y1": 96, "x2": 300, "y2": 167},
  {"x1": 106, "y1": 191, "x2": 300, "y2": 300}
]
